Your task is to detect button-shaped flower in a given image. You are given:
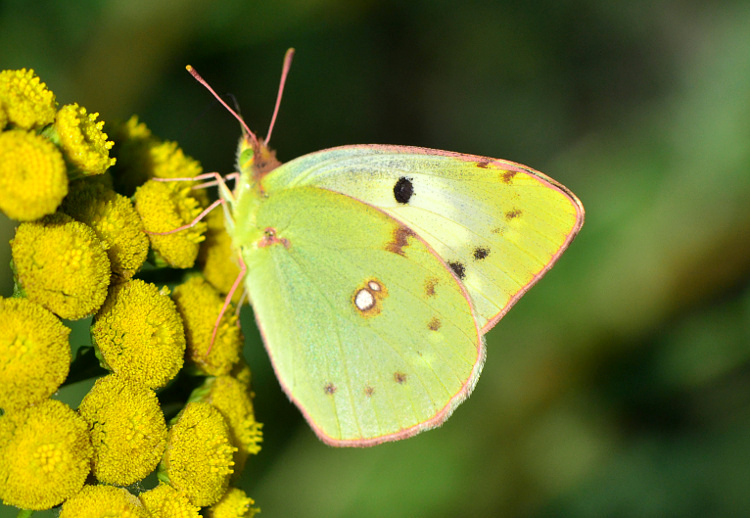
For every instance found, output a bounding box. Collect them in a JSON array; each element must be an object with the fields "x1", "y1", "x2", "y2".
[
  {"x1": 50, "y1": 103, "x2": 115, "y2": 178},
  {"x1": 0, "y1": 399, "x2": 92, "y2": 510},
  {"x1": 0, "y1": 297, "x2": 70, "y2": 411},
  {"x1": 206, "y1": 487, "x2": 260, "y2": 518},
  {"x1": 0, "y1": 128, "x2": 68, "y2": 221},
  {"x1": 58, "y1": 484, "x2": 149, "y2": 518},
  {"x1": 139, "y1": 482, "x2": 201, "y2": 518},
  {"x1": 194, "y1": 375, "x2": 262, "y2": 475},
  {"x1": 11, "y1": 213, "x2": 111, "y2": 319},
  {"x1": 78, "y1": 374, "x2": 168, "y2": 485},
  {"x1": 160, "y1": 402, "x2": 237, "y2": 507},
  {"x1": 0, "y1": 68, "x2": 56, "y2": 130},
  {"x1": 91, "y1": 279, "x2": 185, "y2": 389}
]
